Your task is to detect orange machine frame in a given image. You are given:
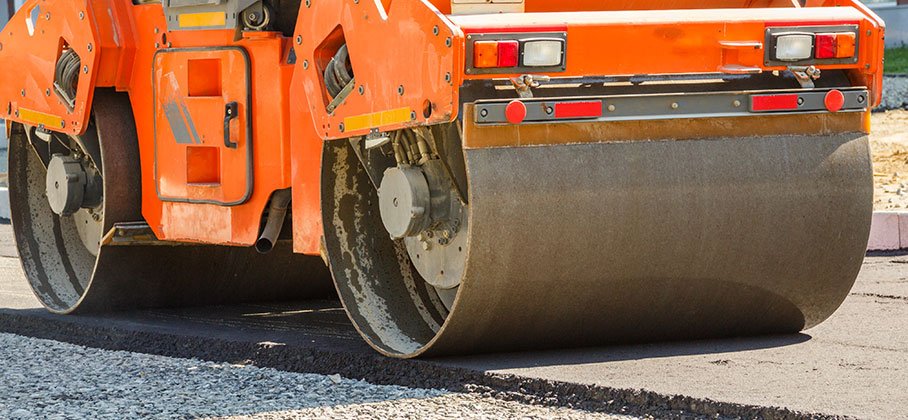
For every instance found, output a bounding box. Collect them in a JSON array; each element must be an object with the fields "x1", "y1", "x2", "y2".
[{"x1": 0, "y1": 0, "x2": 885, "y2": 256}]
